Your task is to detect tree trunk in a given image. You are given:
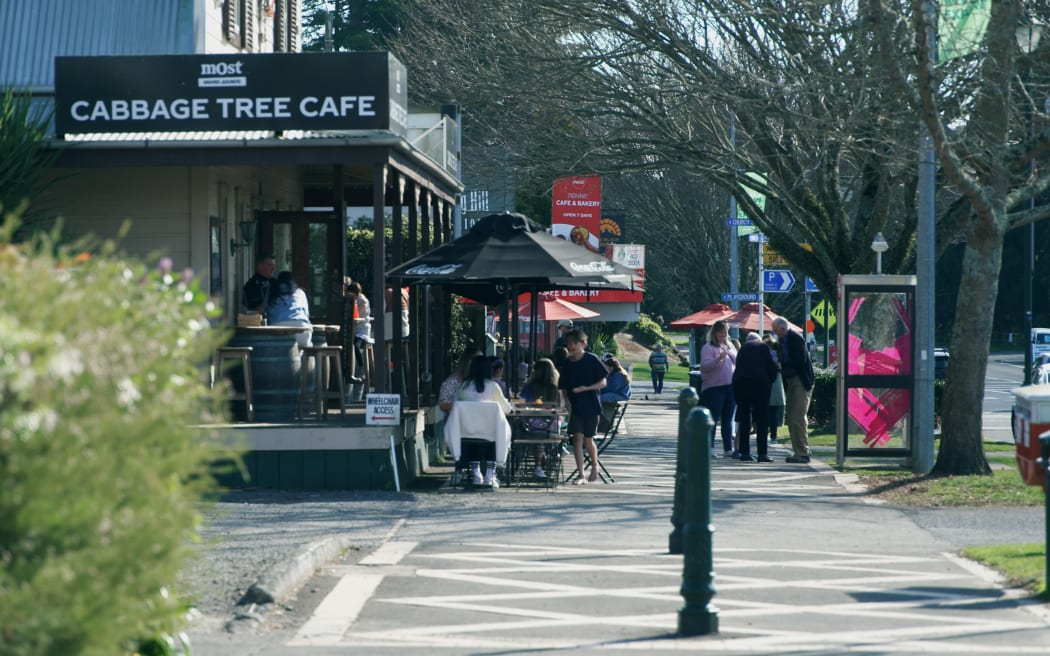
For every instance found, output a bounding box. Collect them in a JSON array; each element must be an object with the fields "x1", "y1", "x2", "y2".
[{"x1": 935, "y1": 221, "x2": 998, "y2": 476}]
